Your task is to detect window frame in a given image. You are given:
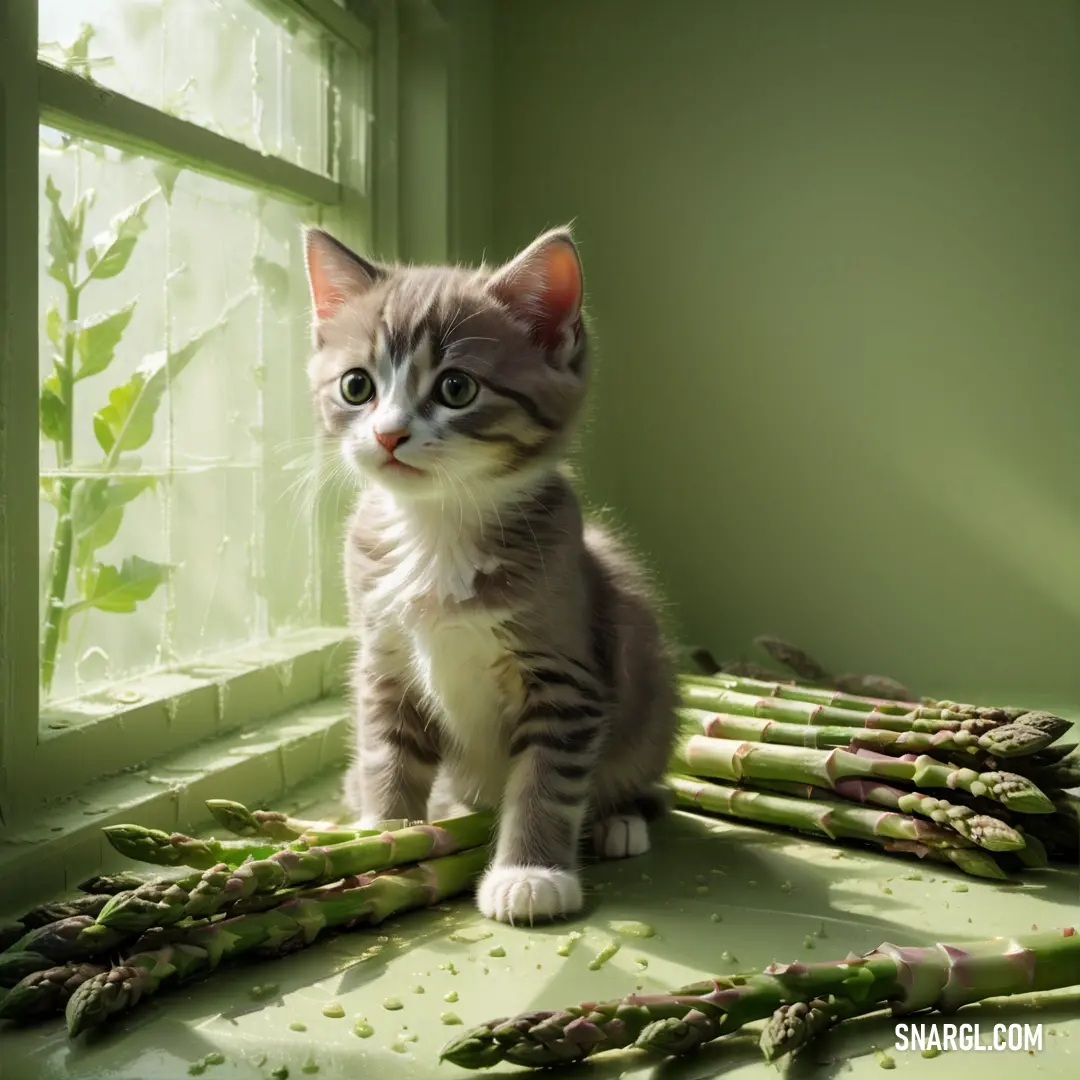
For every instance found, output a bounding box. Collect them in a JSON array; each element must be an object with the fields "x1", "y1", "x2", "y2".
[{"x1": 0, "y1": 0, "x2": 392, "y2": 826}]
